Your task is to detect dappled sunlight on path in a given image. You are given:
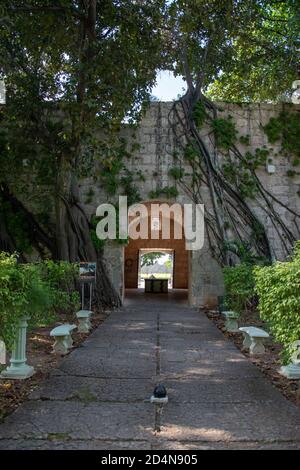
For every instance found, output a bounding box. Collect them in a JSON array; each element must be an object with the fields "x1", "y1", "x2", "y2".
[{"x1": 0, "y1": 288, "x2": 300, "y2": 449}]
